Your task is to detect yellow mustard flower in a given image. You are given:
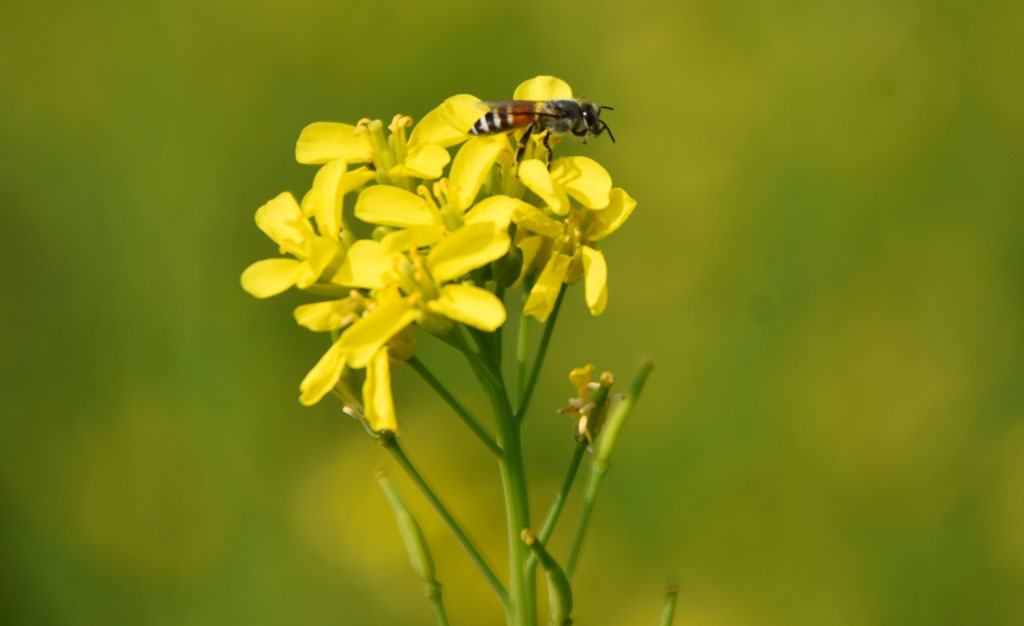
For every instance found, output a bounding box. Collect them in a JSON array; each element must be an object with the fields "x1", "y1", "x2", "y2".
[
  {"x1": 240, "y1": 192, "x2": 346, "y2": 298},
  {"x1": 294, "y1": 288, "x2": 416, "y2": 432},
  {"x1": 353, "y1": 133, "x2": 534, "y2": 252},
  {"x1": 331, "y1": 223, "x2": 511, "y2": 370},
  {"x1": 512, "y1": 186, "x2": 636, "y2": 321},
  {"x1": 296, "y1": 106, "x2": 464, "y2": 188}
]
